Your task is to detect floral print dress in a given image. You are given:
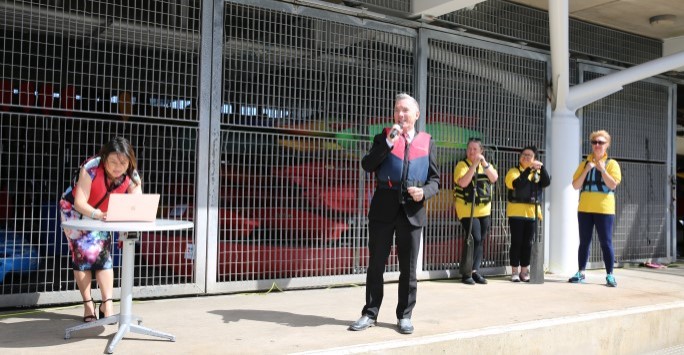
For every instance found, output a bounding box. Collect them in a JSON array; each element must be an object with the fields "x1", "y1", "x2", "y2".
[{"x1": 59, "y1": 157, "x2": 131, "y2": 271}]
